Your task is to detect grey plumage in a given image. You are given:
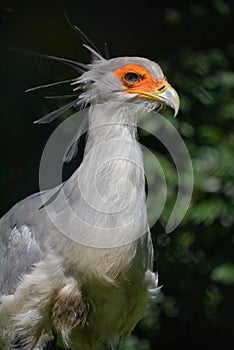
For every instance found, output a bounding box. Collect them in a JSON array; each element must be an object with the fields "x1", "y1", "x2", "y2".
[{"x1": 0, "y1": 45, "x2": 179, "y2": 349}]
